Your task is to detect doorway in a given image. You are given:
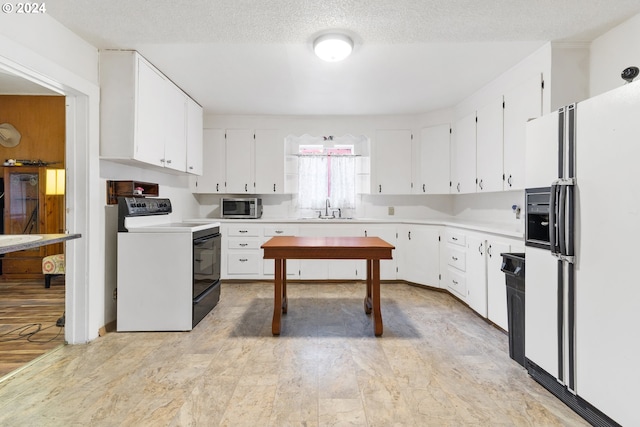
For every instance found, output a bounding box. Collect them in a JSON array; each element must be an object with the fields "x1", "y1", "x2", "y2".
[
  {"x1": 0, "y1": 95, "x2": 67, "y2": 377},
  {"x1": 0, "y1": 48, "x2": 97, "y2": 374}
]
